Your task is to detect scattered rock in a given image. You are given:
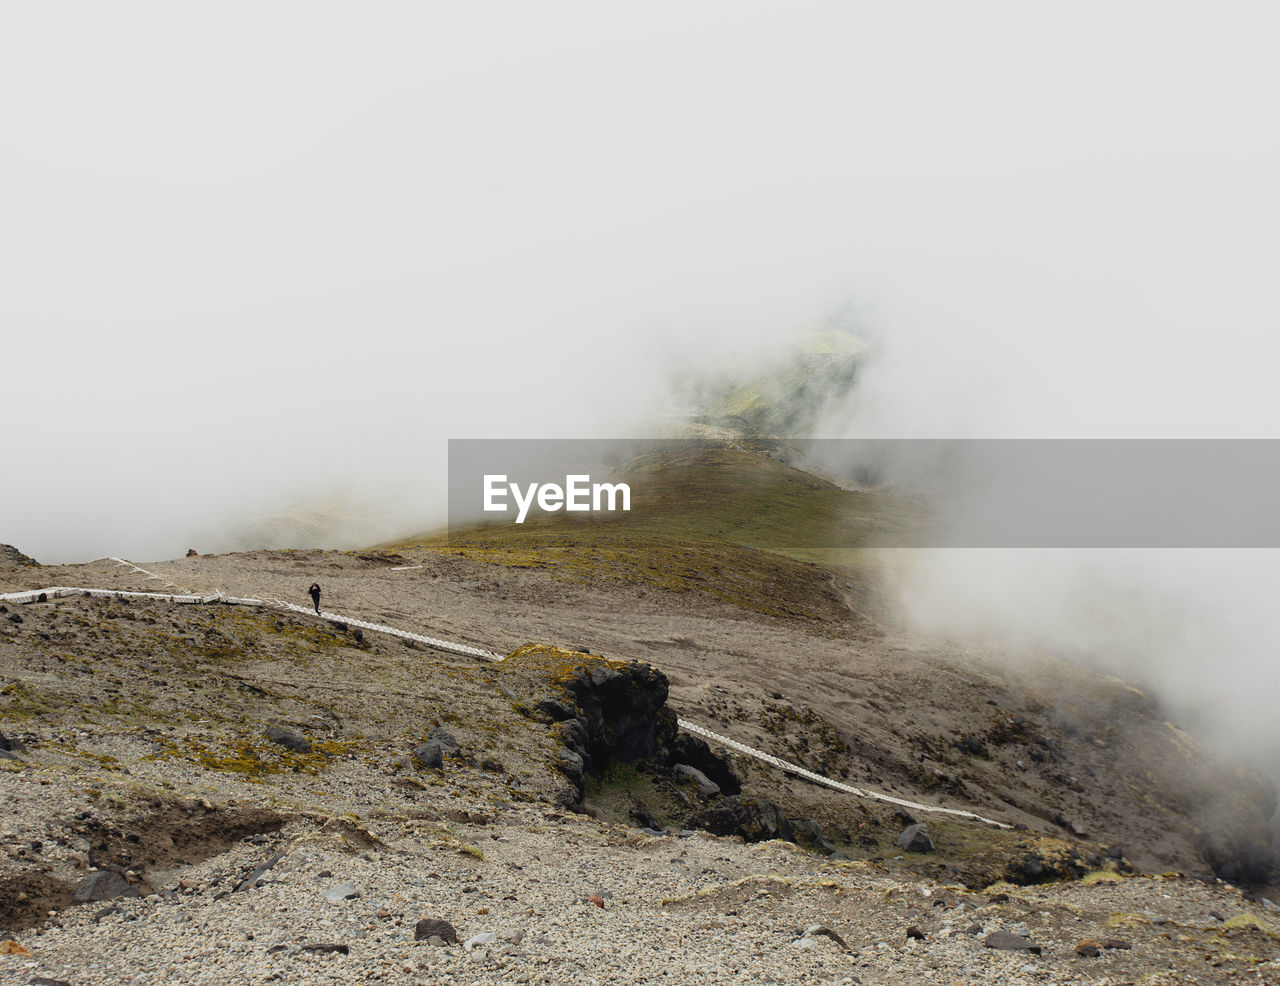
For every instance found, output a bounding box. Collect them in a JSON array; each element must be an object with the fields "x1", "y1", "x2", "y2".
[
  {"x1": 29, "y1": 977, "x2": 73, "y2": 986},
  {"x1": 556, "y1": 749, "x2": 584, "y2": 782},
  {"x1": 1075, "y1": 938, "x2": 1101, "y2": 957},
  {"x1": 536, "y1": 698, "x2": 576, "y2": 722},
  {"x1": 897, "y1": 823, "x2": 934, "y2": 853},
  {"x1": 686, "y1": 796, "x2": 793, "y2": 843},
  {"x1": 791, "y1": 818, "x2": 838, "y2": 855},
  {"x1": 414, "y1": 741, "x2": 444, "y2": 769},
  {"x1": 236, "y1": 852, "x2": 285, "y2": 892},
  {"x1": 415, "y1": 918, "x2": 458, "y2": 944},
  {"x1": 464, "y1": 932, "x2": 497, "y2": 950},
  {"x1": 587, "y1": 894, "x2": 605, "y2": 908},
  {"x1": 906, "y1": 925, "x2": 926, "y2": 940},
  {"x1": 264, "y1": 726, "x2": 311, "y2": 753},
  {"x1": 301, "y1": 942, "x2": 349, "y2": 955},
  {"x1": 665, "y1": 734, "x2": 741, "y2": 795},
  {"x1": 72, "y1": 869, "x2": 141, "y2": 903},
  {"x1": 428, "y1": 726, "x2": 460, "y2": 750},
  {"x1": 0, "y1": 732, "x2": 26, "y2": 760},
  {"x1": 1103, "y1": 938, "x2": 1132, "y2": 950},
  {"x1": 964, "y1": 923, "x2": 984, "y2": 935},
  {"x1": 501, "y1": 927, "x2": 526, "y2": 944},
  {"x1": 984, "y1": 930, "x2": 1042, "y2": 954},
  {"x1": 186, "y1": 548, "x2": 199, "y2": 557},
  {"x1": 322, "y1": 883, "x2": 360, "y2": 903},
  {"x1": 797, "y1": 924, "x2": 850, "y2": 951},
  {"x1": 0, "y1": 939, "x2": 32, "y2": 955},
  {"x1": 673, "y1": 763, "x2": 720, "y2": 797}
]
